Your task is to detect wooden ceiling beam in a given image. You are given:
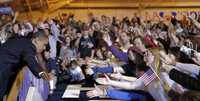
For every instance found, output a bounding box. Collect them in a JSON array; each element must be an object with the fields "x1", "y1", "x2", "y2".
[
  {"x1": 25, "y1": 0, "x2": 32, "y2": 17},
  {"x1": 47, "y1": 0, "x2": 73, "y2": 13},
  {"x1": 62, "y1": 1, "x2": 200, "y2": 9}
]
